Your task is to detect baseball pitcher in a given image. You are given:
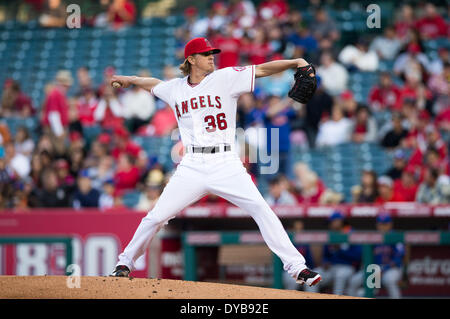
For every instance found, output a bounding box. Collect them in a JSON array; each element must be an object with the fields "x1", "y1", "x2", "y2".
[{"x1": 110, "y1": 37, "x2": 320, "y2": 287}]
